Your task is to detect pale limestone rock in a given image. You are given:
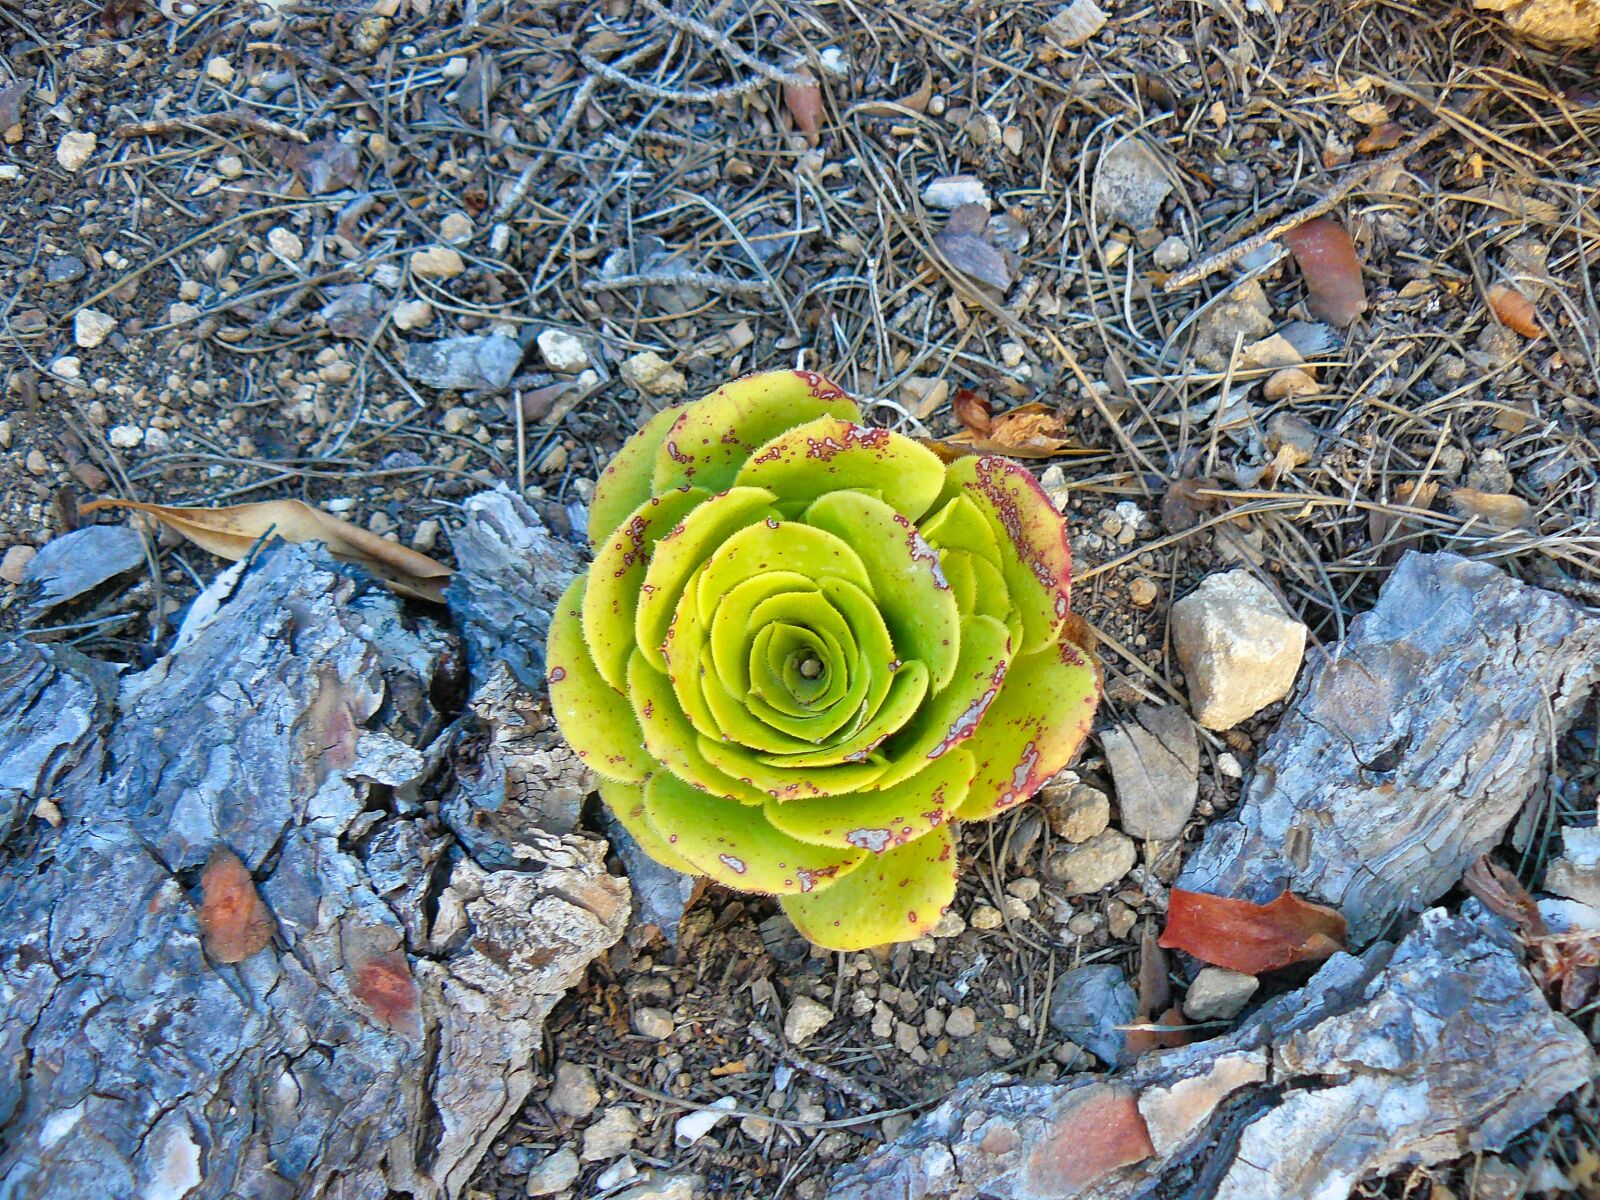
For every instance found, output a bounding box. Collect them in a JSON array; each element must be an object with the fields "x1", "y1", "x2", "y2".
[{"x1": 1171, "y1": 570, "x2": 1307, "y2": 730}]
